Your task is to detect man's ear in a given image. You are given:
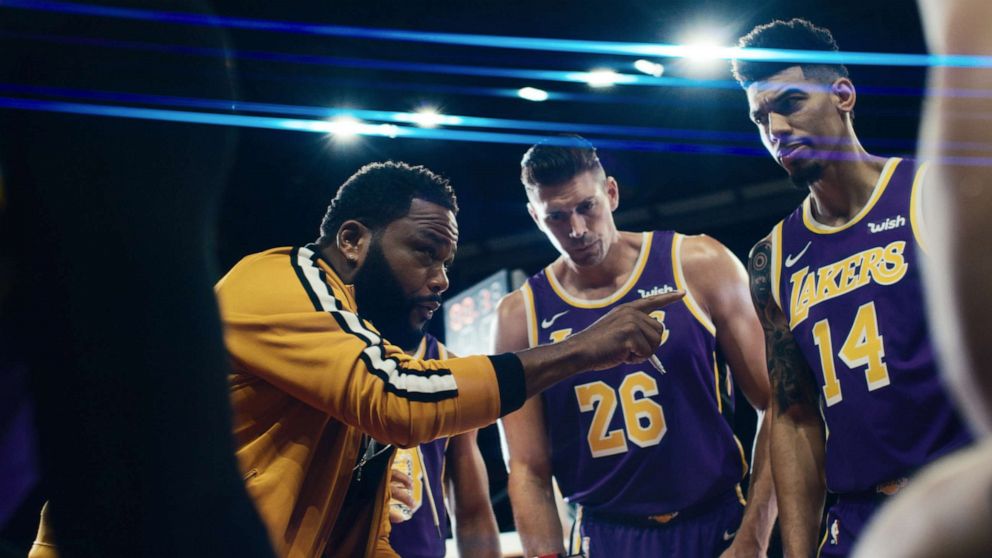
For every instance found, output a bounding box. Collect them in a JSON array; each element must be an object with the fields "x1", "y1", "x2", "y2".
[
  {"x1": 336, "y1": 220, "x2": 373, "y2": 267},
  {"x1": 832, "y1": 77, "x2": 856, "y2": 115},
  {"x1": 604, "y1": 176, "x2": 620, "y2": 212}
]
